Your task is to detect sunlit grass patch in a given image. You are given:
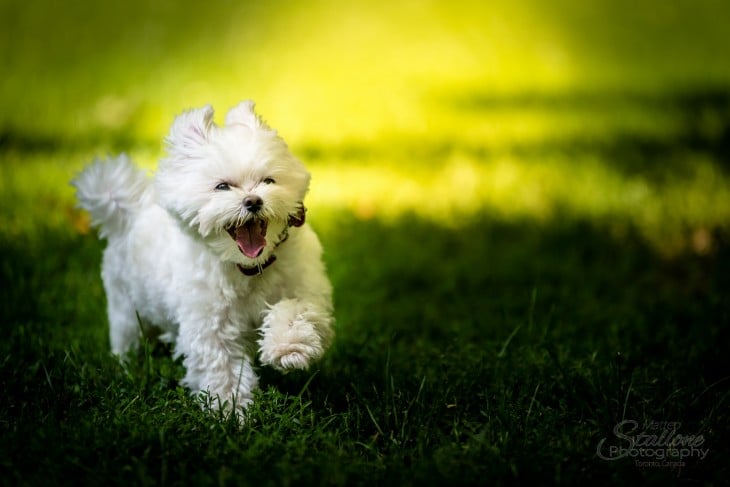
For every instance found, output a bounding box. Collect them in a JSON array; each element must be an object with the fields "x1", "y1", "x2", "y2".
[
  {"x1": 307, "y1": 149, "x2": 729, "y2": 254},
  {"x1": 0, "y1": 147, "x2": 159, "y2": 238}
]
